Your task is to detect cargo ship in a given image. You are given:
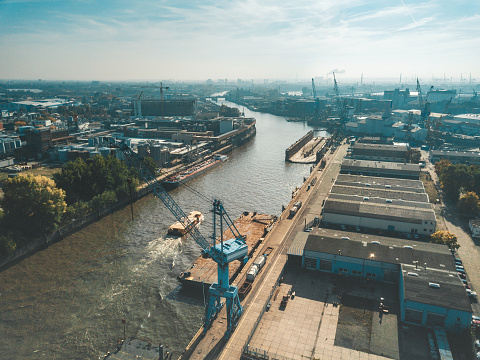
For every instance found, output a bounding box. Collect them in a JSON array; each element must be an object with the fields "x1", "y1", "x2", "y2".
[
  {"x1": 163, "y1": 154, "x2": 228, "y2": 188},
  {"x1": 167, "y1": 211, "x2": 204, "y2": 237}
]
